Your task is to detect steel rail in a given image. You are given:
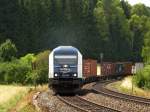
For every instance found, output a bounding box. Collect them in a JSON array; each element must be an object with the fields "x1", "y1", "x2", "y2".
[
  {"x1": 93, "y1": 82, "x2": 150, "y2": 105},
  {"x1": 57, "y1": 95, "x2": 120, "y2": 112}
]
